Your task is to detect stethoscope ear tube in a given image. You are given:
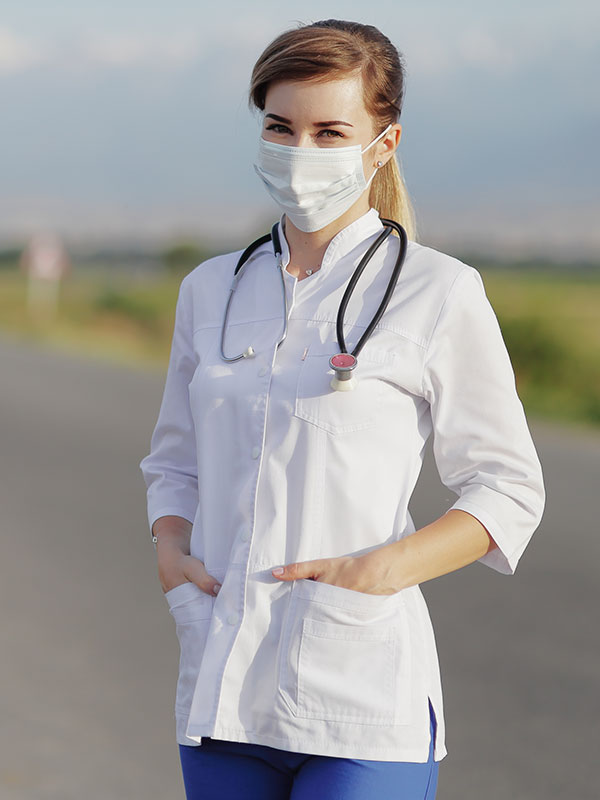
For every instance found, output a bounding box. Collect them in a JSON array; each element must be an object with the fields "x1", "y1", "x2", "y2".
[
  {"x1": 221, "y1": 223, "x2": 287, "y2": 362},
  {"x1": 337, "y1": 219, "x2": 407, "y2": 360},
  {"x1": 233, "y1": 232, "x2": 272, "y2": 277},
  {"x1": 335, "y1": 226, "x2": 393, "y2": 357},
  {"x1": 330, "y1": 219, "x2": 407, "y2": 390},
  {"x1": 221, "y1": 231, "x2": 271, "y2": 361}
]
